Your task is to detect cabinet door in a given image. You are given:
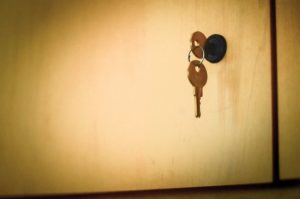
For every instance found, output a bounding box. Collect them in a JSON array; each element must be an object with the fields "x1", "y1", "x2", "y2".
[
  {"x1": 0, "y1": 0, "x2": 272, "y2": 196},
  {"x1": 277, "y1": 0, "x2": 300, "y2": 179}
]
